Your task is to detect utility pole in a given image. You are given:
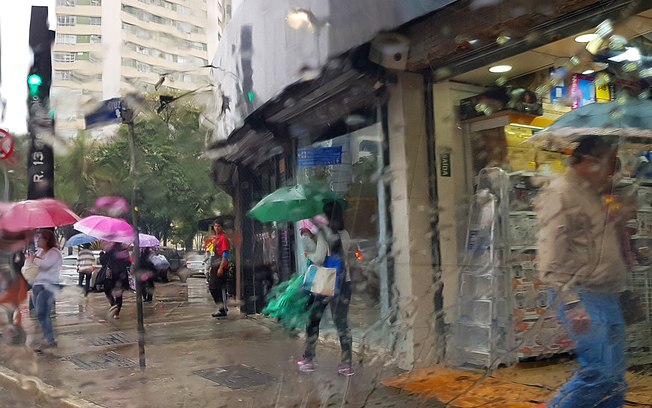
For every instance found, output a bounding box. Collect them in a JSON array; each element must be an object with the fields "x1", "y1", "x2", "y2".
[
  {"x1": 122, "y1": 103, "x2": 146, "y2": 369},
  {"x1": 26, "y1": 6, "x2": 55, "y2": 200}
]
